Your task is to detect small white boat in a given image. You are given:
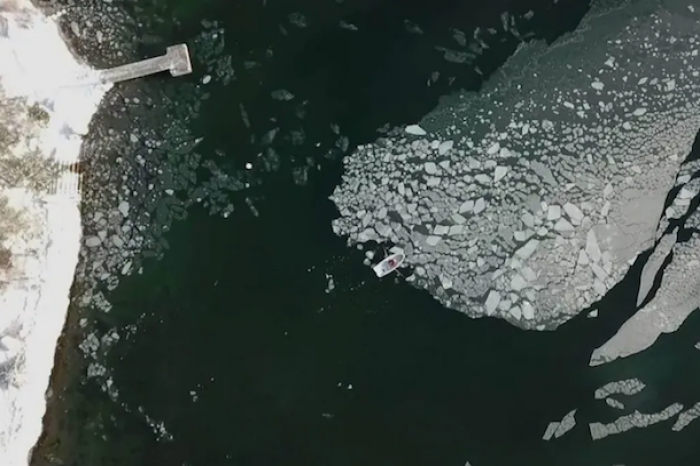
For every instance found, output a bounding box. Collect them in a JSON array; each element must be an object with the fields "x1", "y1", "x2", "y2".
[{"x1": 372, "y1": 252, "x2": 405, "y2": 278}]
